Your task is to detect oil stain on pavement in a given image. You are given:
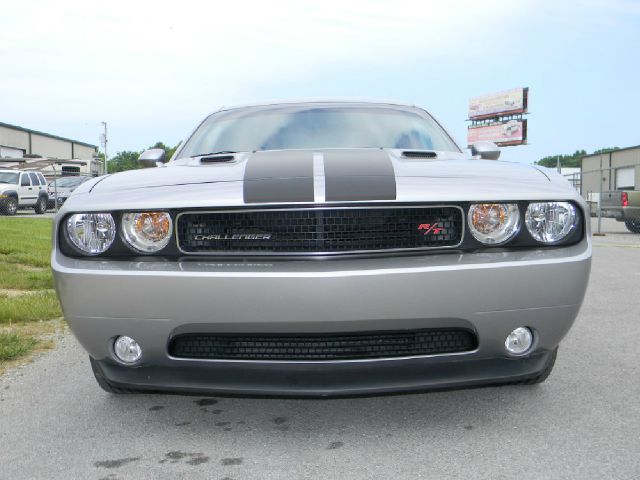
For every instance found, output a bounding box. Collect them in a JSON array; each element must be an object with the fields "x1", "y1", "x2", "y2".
[{"x1": 94, "y1": 457, "x2": 141, "y2": 469}]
